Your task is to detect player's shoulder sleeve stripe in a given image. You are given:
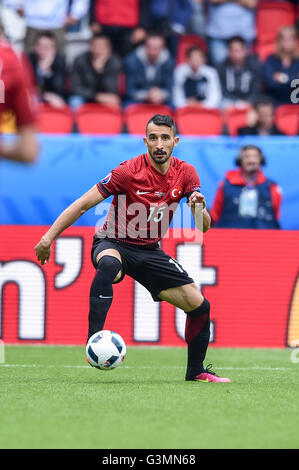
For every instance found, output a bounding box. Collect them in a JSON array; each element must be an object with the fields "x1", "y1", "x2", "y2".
[{"x1": 96, "y1": 182, "x2": 111, "y2": 198}]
